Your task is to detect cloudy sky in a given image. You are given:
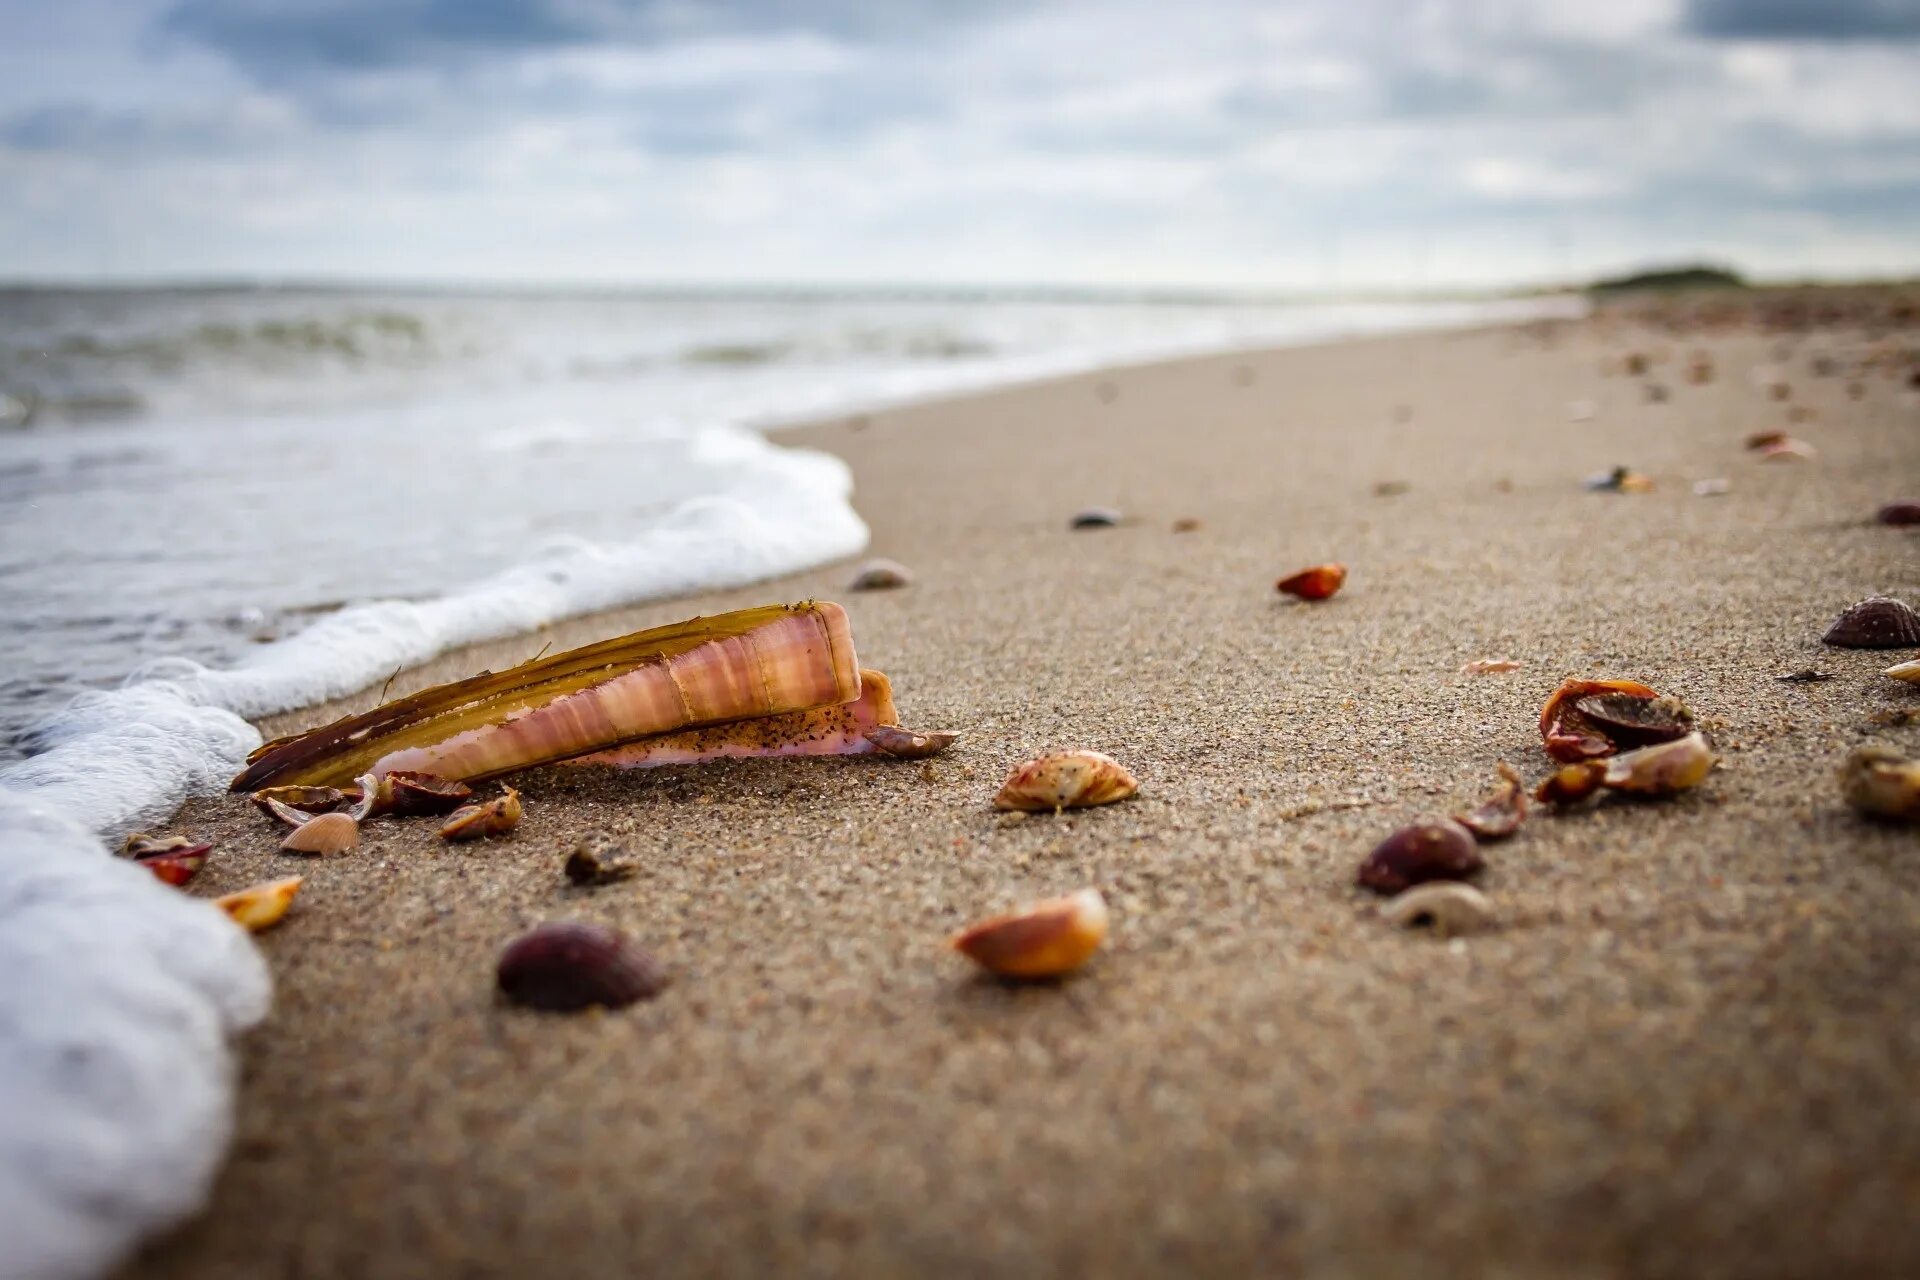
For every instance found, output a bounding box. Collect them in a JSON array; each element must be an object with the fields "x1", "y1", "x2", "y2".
[{"x1": 3, "y1": 0, "x2": 1918, "y2": 289}]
